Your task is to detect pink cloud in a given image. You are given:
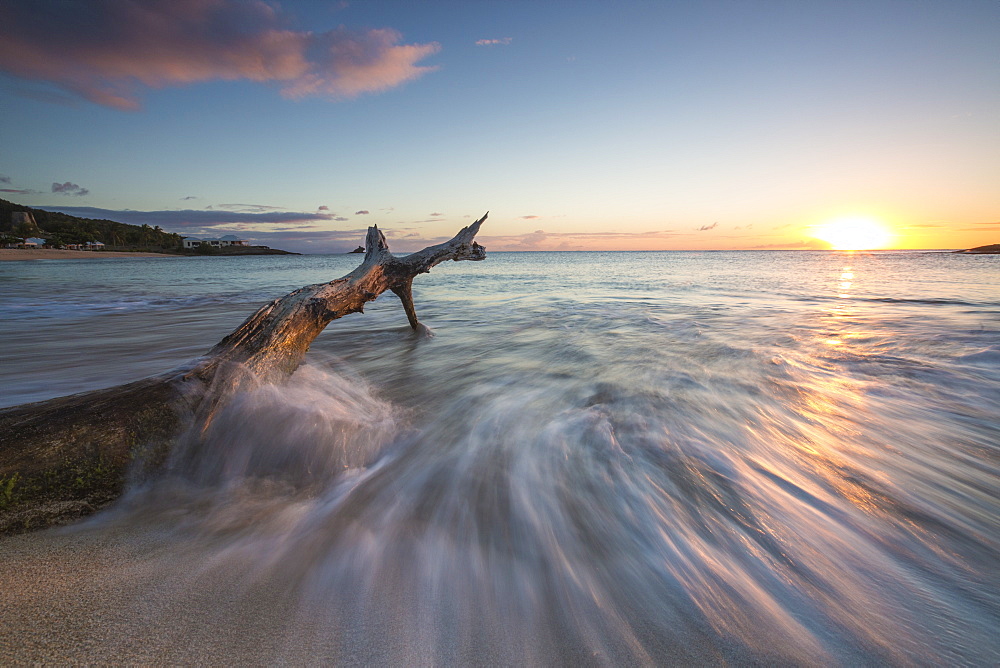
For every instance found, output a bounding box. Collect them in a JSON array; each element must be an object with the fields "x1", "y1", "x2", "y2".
[
  {"x1": 480, "y1": 229, "x2": 680, "y2": 251},
  {"x1": 0, "y1": 1, "x2": 440, "y2": 110},
  {"x1": 476, "y1": 38, "x2": 512, "y2": 46}
]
